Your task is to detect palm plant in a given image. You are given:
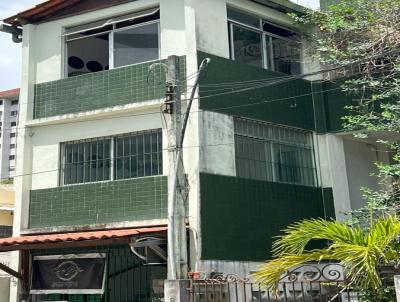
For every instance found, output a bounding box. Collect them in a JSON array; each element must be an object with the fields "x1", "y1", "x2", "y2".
[{"x1": 253, "y1": 215, "x2": 400, "y2": 292}]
